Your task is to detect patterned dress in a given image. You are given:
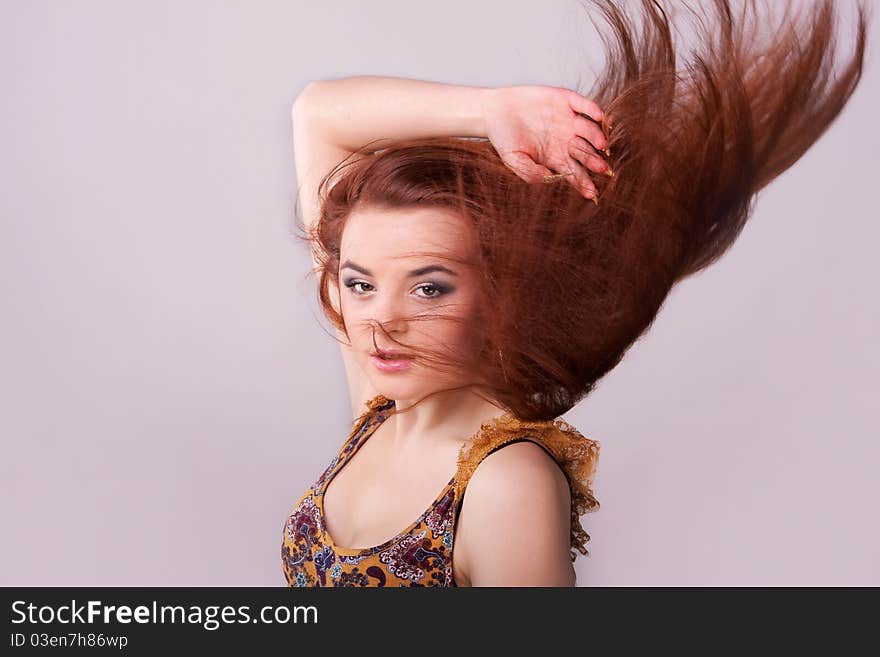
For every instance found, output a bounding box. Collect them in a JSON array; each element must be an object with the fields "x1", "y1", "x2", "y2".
[{"x1": 281, "y1": 394, "x2": 600, "y2": 587}]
